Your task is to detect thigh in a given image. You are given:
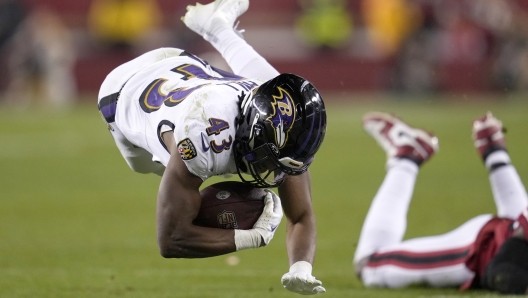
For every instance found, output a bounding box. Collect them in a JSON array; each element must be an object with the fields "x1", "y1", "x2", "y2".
[{"x1": 360, "y1": 214, "x2": 492, "y2": 288}]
